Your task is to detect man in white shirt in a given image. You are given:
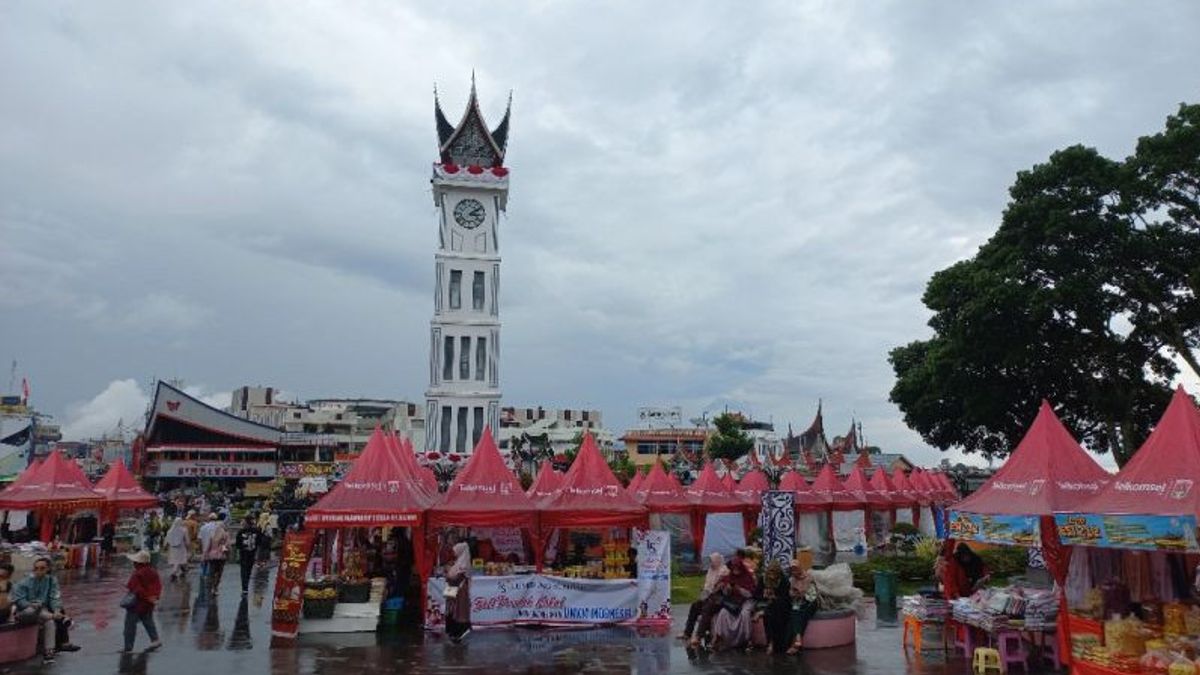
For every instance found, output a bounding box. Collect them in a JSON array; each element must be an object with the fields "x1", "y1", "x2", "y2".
[{"x1": 198, "y1": 514, "x2": 218, "y2": 578}]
